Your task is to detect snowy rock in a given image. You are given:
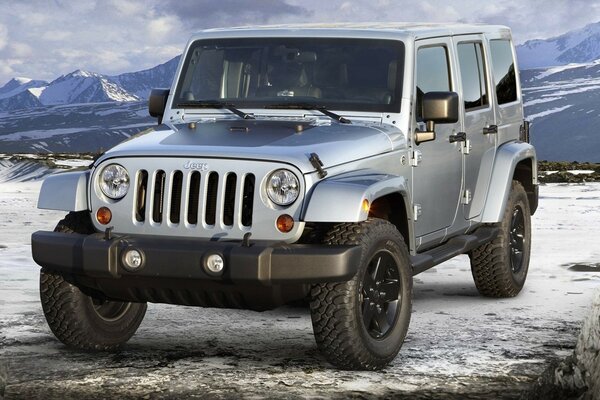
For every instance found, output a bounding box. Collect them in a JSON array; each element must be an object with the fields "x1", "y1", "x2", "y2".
[
  {"x1": 527, "y1": 290, "x2": 600, "y2": 399},
  {"x1": 0, "y1": 360, "x2": 6, "y2": 399}
]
